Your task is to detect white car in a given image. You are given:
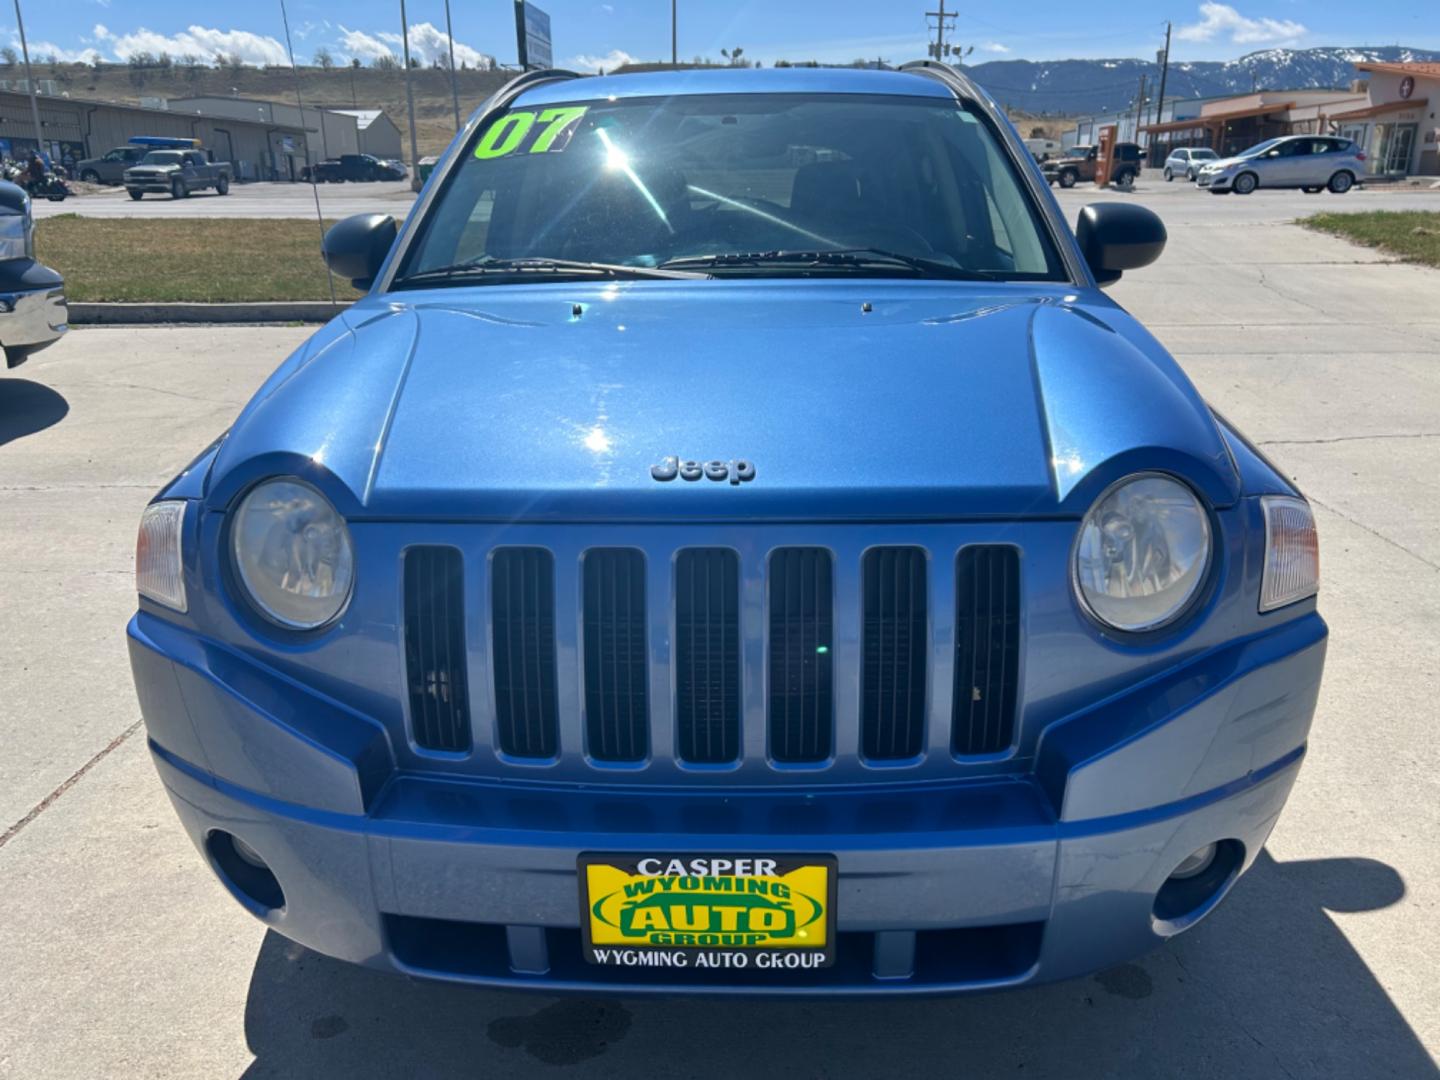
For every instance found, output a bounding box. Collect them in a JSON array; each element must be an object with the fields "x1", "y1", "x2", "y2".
[{"x1": 1162, "y1": 147, "x2": 1218, "y2": 182}]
